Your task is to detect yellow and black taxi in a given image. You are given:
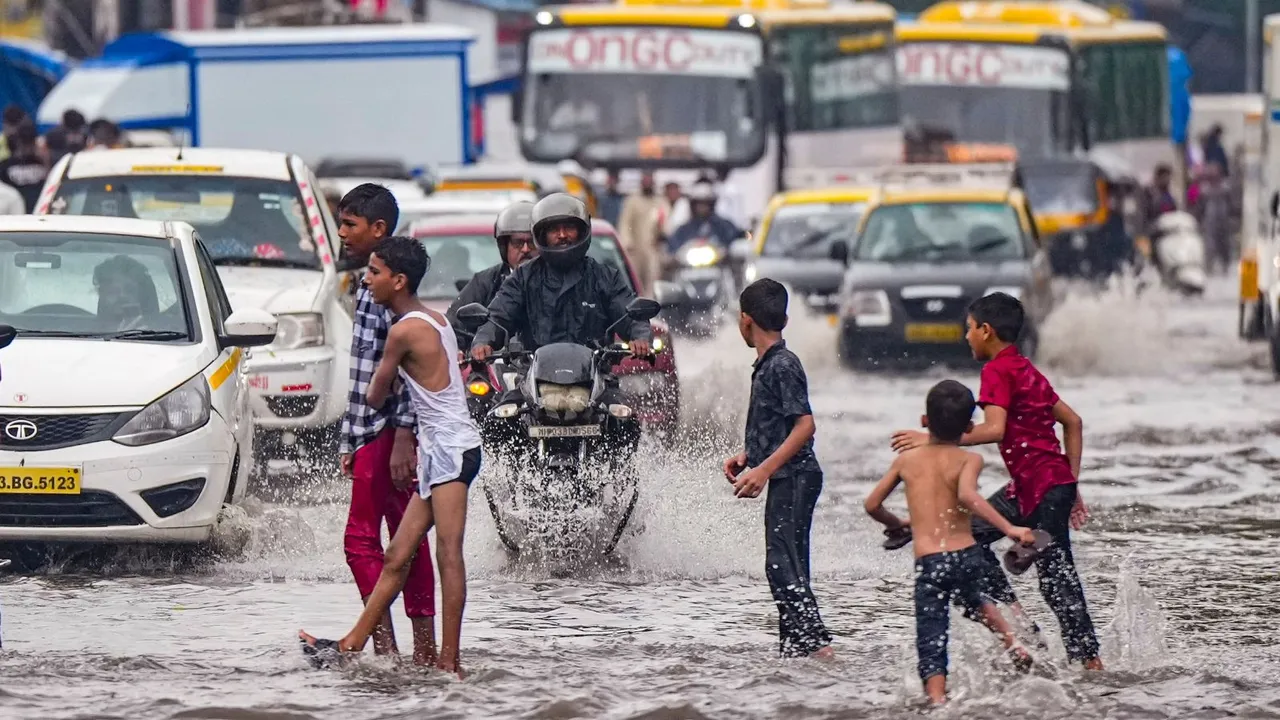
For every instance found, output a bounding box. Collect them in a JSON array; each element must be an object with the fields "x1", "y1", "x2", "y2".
[
  {"x1": 744, "y1": 185, "x2": 876, "y2": 324},
  {"x1": 830, "y1": 178, "x2": 1054, "y2": 369}
]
